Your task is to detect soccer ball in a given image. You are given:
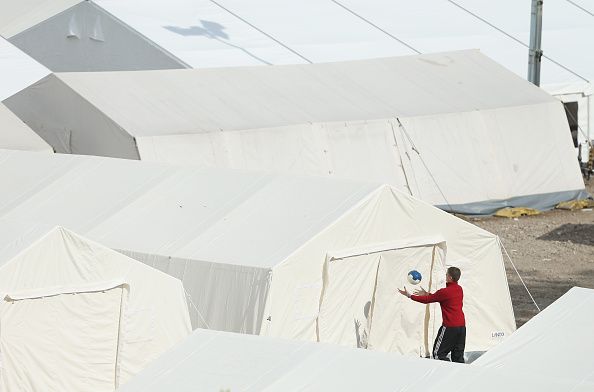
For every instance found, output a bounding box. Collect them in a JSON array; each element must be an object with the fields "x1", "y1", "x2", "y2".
[{"x1": 407, "y1": 270, "x2": 422, "y2": 285}]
